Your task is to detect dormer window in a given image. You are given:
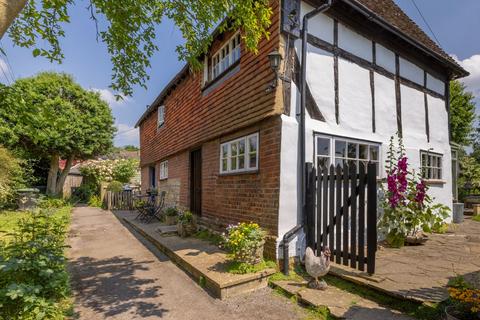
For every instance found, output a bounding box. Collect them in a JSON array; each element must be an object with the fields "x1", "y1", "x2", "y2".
[
  {"x1": 157, "y1": 105, "x2": 165, "y2": 128},
  {"x1": 209, "y1": 32, "x2": 241, "y2": 82}
]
